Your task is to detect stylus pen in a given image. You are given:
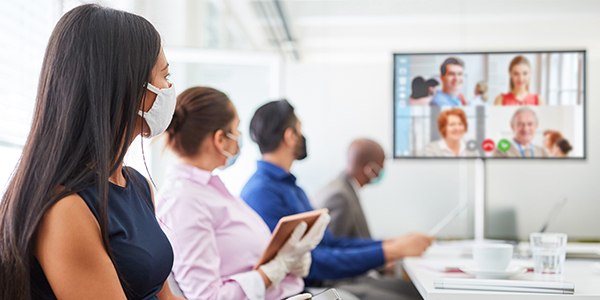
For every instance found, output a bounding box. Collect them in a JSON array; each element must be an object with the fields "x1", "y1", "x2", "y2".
[
  {"x1": 539, "y1": 197, "x2": 568, "y2": 233},
  {"x1": 428, "y1": 202, "x2": 469, "y2": 236}
]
